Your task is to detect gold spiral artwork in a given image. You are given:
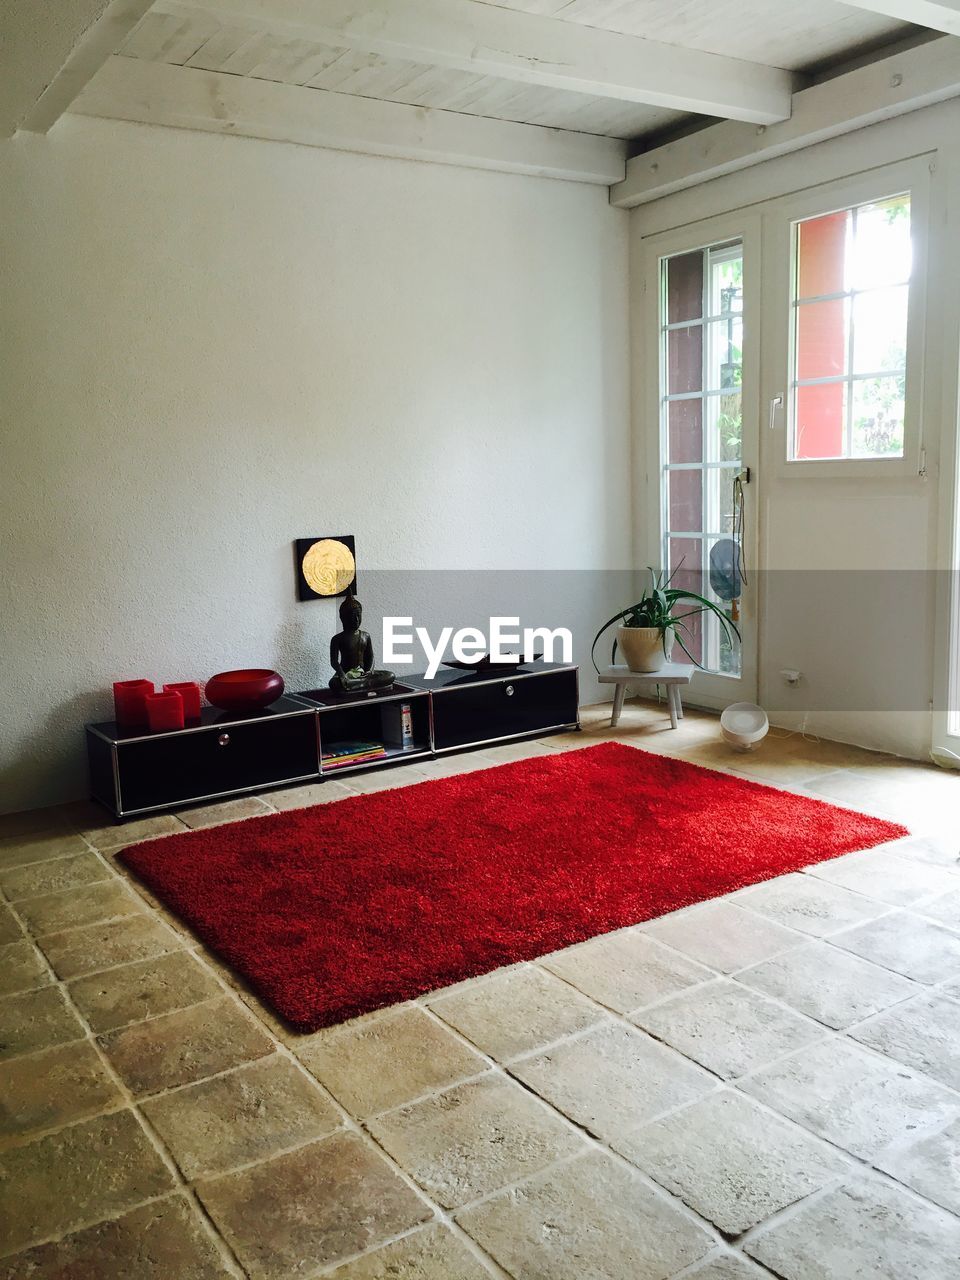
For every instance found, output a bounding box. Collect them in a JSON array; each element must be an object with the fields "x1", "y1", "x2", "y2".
[{"x1": 302, "y1": 539, "x2": 356, "y2": 596}]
